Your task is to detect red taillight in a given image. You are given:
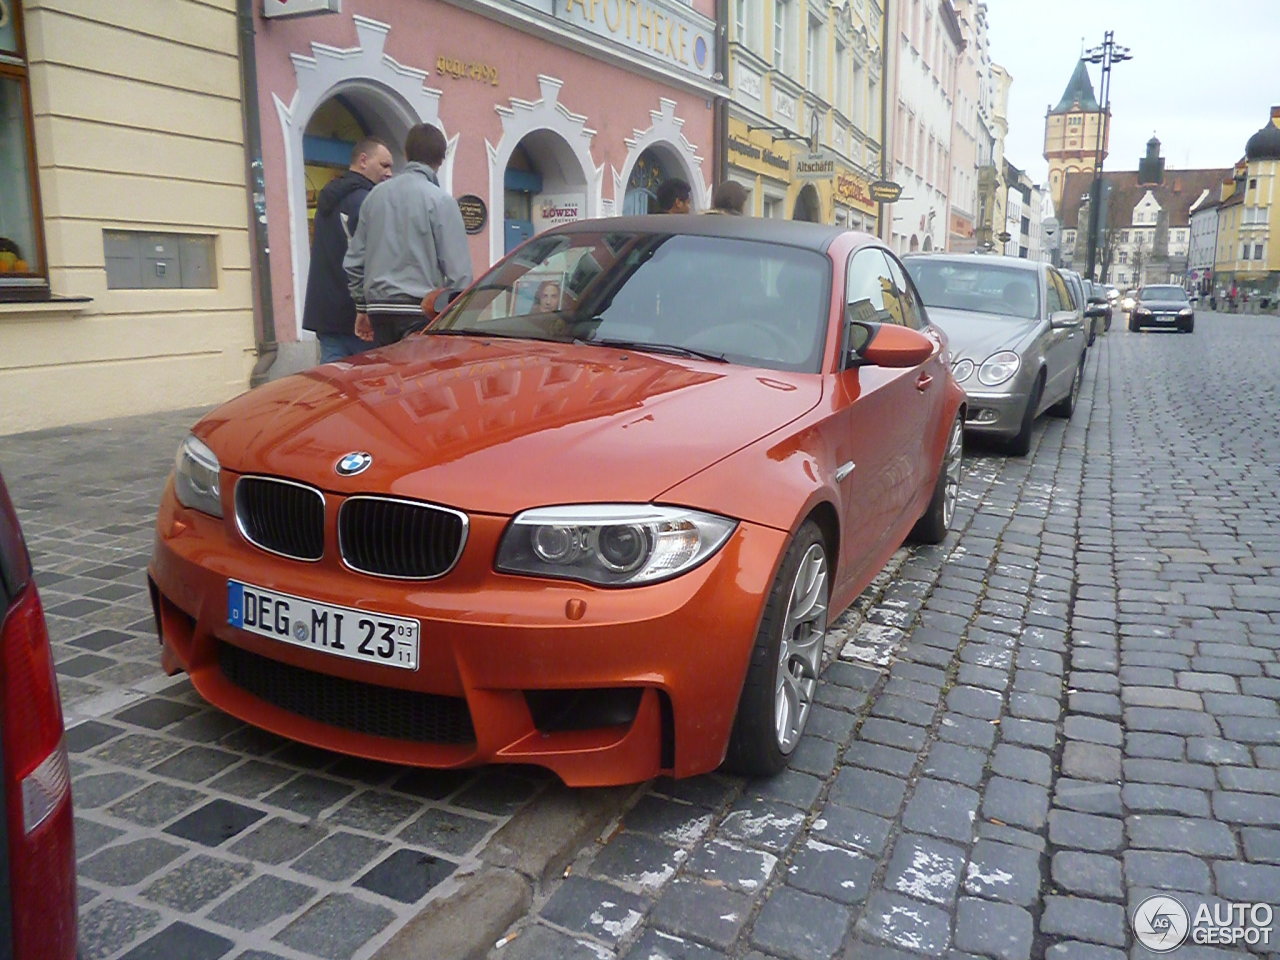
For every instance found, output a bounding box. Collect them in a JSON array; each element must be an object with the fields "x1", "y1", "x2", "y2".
[{"x1": 2, "y1": 584, "x2": 77, "y2": 960}]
